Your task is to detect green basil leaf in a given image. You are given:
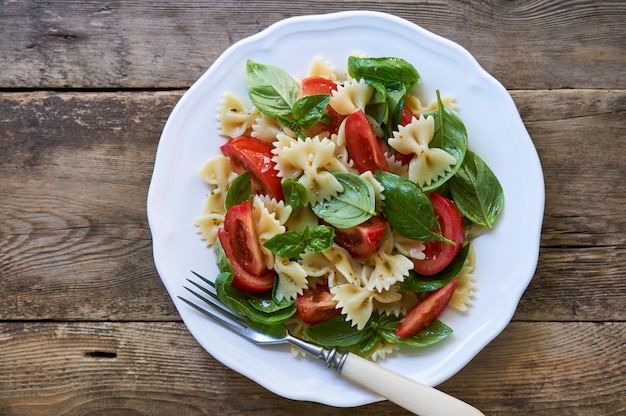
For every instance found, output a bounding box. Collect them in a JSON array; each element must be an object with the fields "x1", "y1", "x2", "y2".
[
  {"x1": 263, "y1": 230, "x2": 308, "y2": 258},
  {"x1": 214, "y1": 239, "x2": 234, "y2": 274},
  {"x1": 263, "y1": 225, "x2": 334, "y2": 258},
  {"x1": 364, "y1": 80, "x2": 389, "y2": 125},
  {"x1": 282, "y1": 178, "x2": 308, "y2": 211},
  {"x1": 311, "y1": 172, "x2": 376, "y2": 228},
  {"x1": 393, "y1": 319, "x2": 453, "y2": 348},
  {"x1": 386, "y1": 81, "x2": 406, "y2": 133},
  {"x1": 423, "y1": 90, "x2": 468, "y2": 191},
  {"x1": 307, "y1": 225, "x2": 335, "y2": 252},
  {"x1": 450, "y1": 150, "x2": 504, "y2": 228},
  {"x1": 348, "y1": 56, "x2": 420, "y2": 90},
  {"x1": 224, "y1": 171, "x2": 251, "y2": 210},
  {"x1": 304, "y1": 315, "x2": 372, "y2": 348},
  {"x1": 215, "y1": 272, "x2": 295, "y2": 325},
  {"x1": 375, "y1": 170, "x2": 448, "y2": 242},
  {"x1": 401, "y1": 243, "x2": 470, "y2": 292},
  {"x1": 248, "y1": 292, "x2": 295, "y2": 314},
  {"x1": 368, "y1": 314, "x2": 452, "y2": 348},
  {"x1": 292, "y1": 94, "x2": 330, "y2": 129},
  {"x1": 246, "y1": 60, "x2": 299, "y2": 116}
]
